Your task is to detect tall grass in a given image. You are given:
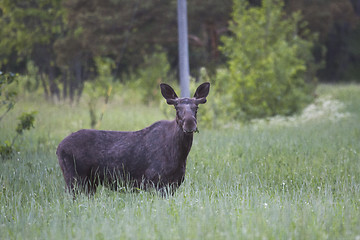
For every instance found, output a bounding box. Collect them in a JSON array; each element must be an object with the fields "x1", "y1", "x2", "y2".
[{"x1": 1, "y1": 84, "x2": 359, "y2": 239}]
